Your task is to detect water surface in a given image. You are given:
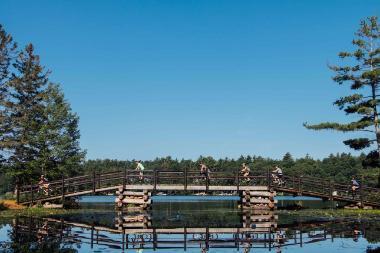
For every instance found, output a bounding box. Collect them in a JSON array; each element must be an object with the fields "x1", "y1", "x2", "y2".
[{"x1": 0, "y1": 196, "x2": 379, "y2": 252}]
